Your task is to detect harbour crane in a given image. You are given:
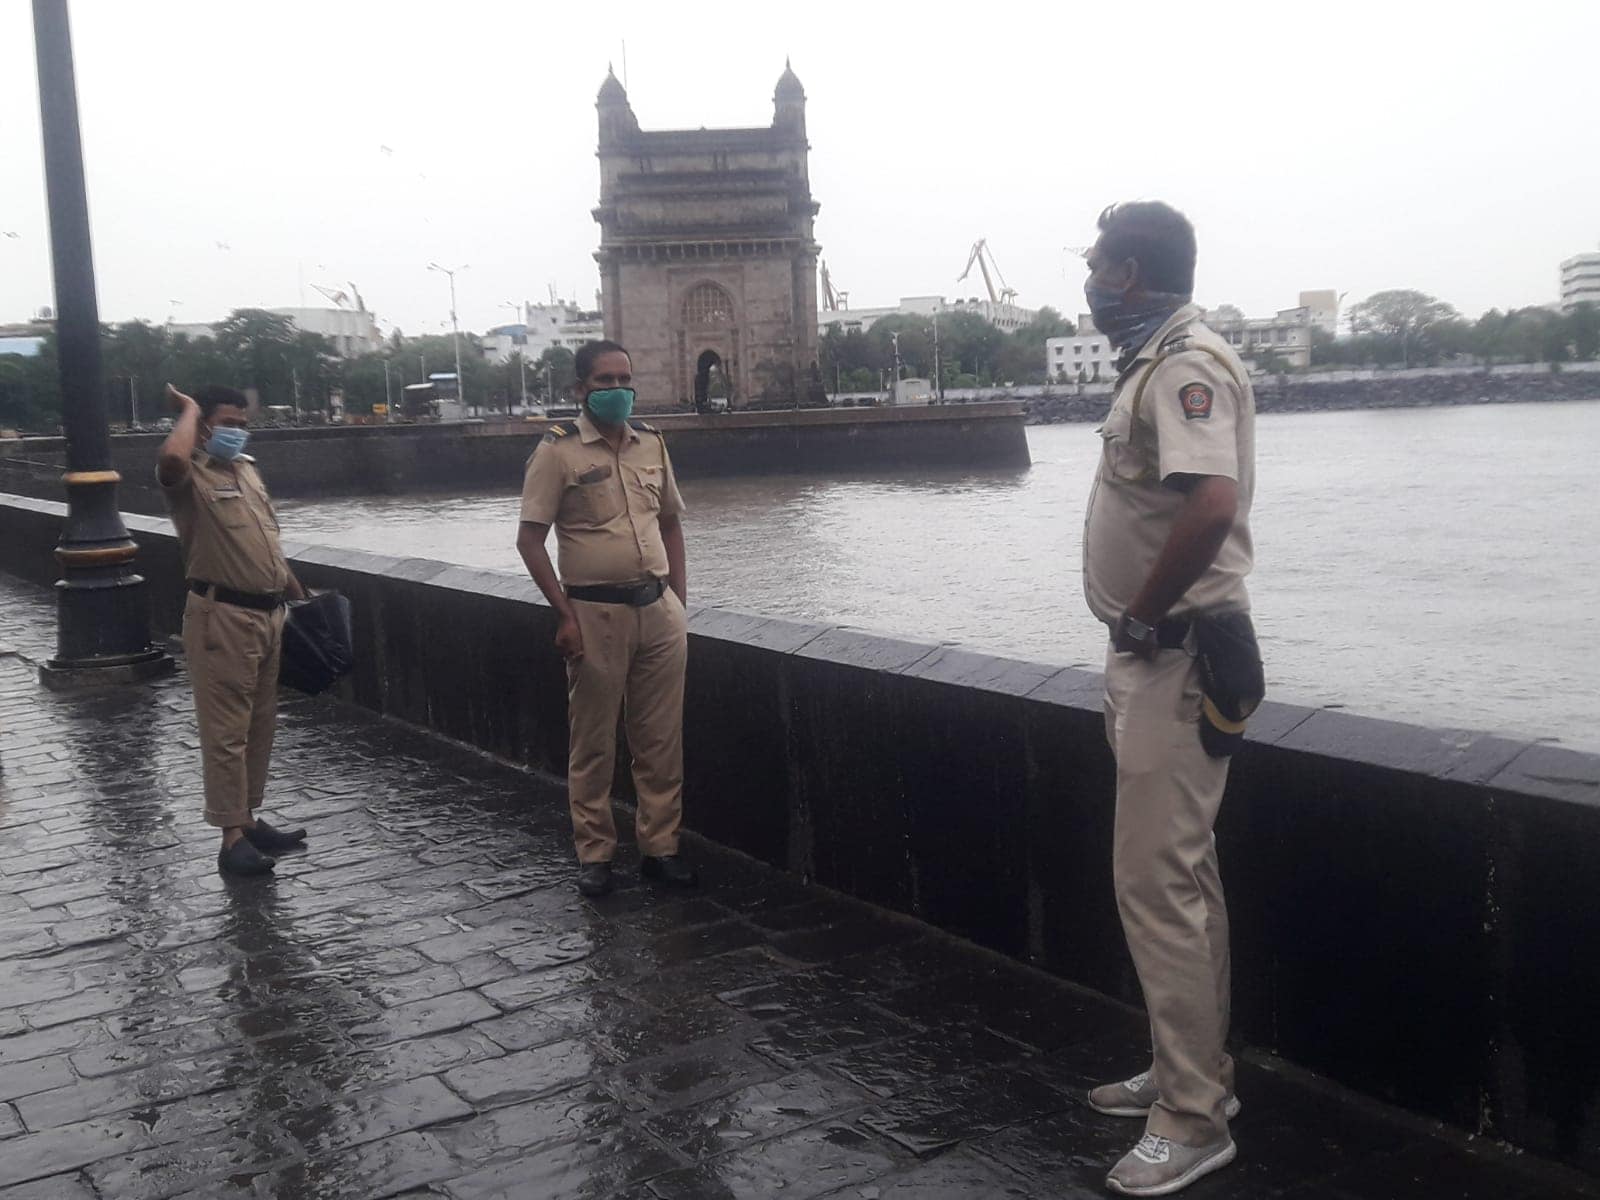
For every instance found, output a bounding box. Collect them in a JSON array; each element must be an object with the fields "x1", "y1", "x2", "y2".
[
  {"x1": 820, "y1": 260, "x2": 848, "y2": 311},
  {"x1": 957, "y1": 239, "x2": 1017, "y2": 306}
]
